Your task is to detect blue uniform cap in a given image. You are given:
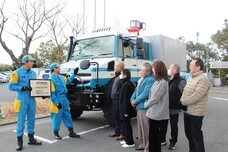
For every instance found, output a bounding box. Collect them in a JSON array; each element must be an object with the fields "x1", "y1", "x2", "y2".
[
  {"x1": 22, "y1": 55, "x2": 36, "y2": 63},
  {"x1": 50, "y1": 62, "x2": 60, "y2": 70}
]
